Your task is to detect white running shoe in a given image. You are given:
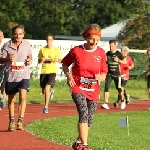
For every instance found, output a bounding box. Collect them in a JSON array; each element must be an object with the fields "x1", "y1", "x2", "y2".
[
  {"x1": 101, "y1": 103, "x2": 110, "y2": 109},
  {"x1": 121, "y1": 101, "x2": 126, "y2": 109},
  {"x1": 50, "y1": 89, "x2": 54, "y2": 100}
]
